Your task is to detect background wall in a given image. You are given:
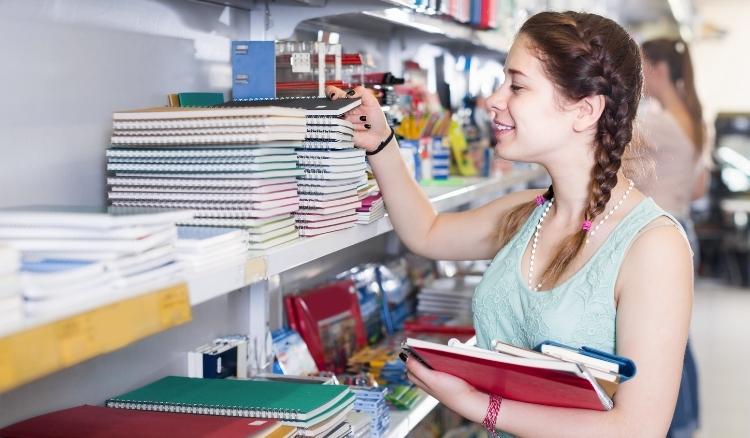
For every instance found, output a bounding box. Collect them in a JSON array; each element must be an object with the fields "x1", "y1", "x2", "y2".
[{"x1": 0, "y1": 0, "x2": 249, "y2": 208}]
